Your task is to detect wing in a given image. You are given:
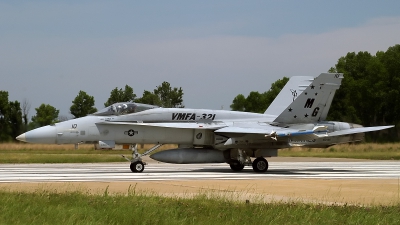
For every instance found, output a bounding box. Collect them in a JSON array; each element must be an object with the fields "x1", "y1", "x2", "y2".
[{"x1": 98, "y1": 121, "x2": 326, "y2": 143}]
